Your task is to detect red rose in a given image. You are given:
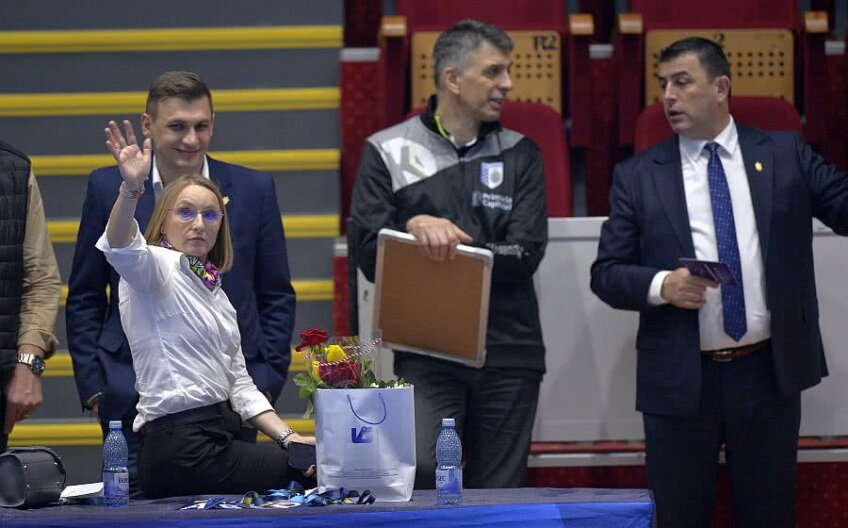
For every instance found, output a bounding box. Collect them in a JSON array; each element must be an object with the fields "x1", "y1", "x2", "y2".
[
  {"x1": 296, "y1": 328, "x2": 329, "y2": 351},
  {"x1": 319, "y1": 360, "x2": 361, "y2": 388}
]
